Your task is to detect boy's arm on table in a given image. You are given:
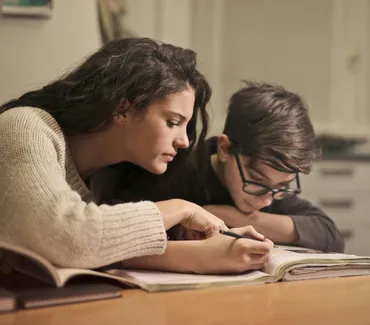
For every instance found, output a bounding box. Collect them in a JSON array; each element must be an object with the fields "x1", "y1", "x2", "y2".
[
  {"x1": 203, "y1": 196, "x2": 344, "y2": 252},
  {"x1": 203, "y1": 205, "x2": 297, "y2": 244}
]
